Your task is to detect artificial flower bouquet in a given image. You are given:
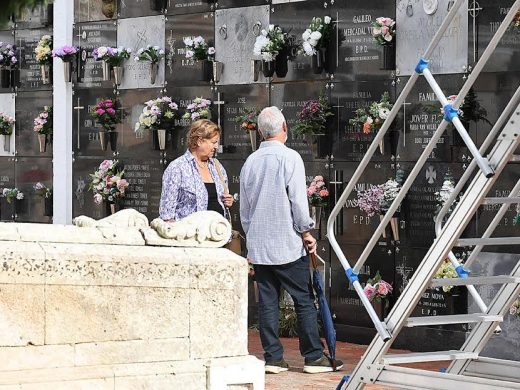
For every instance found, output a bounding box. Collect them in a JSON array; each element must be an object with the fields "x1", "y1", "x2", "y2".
[
  {"x1": 89, "y1": 159, "x2": 129, "y2": 205},
  {"x1": 35, "y1": 35, "x2": 53, "y2": 65},
  {"x1": 92, "y1": 46, "x2": 131, "y2": 67},
  {"x1": 233, "y1": 107, "x2": 260, "y2": 132},
  {"x1": 349, "y1": 92, "x2": 393, "y2": 135},
  {"x1": 183, "y1": 36, "x2": 215, "y2": 62},
  {"x1": 134, "y1": 96, "x2": 179, "y2": 132},
  {"x1": 182, "y1": 97, "x2": 212, "y2": 122},
  {"x1": 357, "y1": 172, "x2": 403, "y2": 217},
  {"x1": 0, "y1": 113, "x2": 15, "y2": 136},
  {"x1": 514, "y1": 11, "x2": 520, "y2": 30},
  {"x1": 510, "y1": 296, "x2": 520, "y2": 318},
  {"x1": 134, "y1": 45, "x2": 165, "y2": 64},
  {"x1": 2, "y1": 188, "x2": 24, "y2": 204},
  {"x1": 0, "y1": 43, "x2": 18, "y2": 67},
  {"x1": 92, "y1": 98, "x2": 121, "y2": 132},
  {"x1": 52, "y1": 45, "x2": 78, "y2": 62},
  {"x1": 253, "y1": 24, "x2": 287, "y2": 62},
  {"x1": 307, "y1": 175, "x2": 329, "y2": 206},
  {"x1": 363, "y1": 271, "x2": 393, "y2": 302},
  {"x1": 433, "y1": 259, "x2": 459, "y2": 293},
  {"x1": 33, "y1": 182, "x2": 52, "y2": 198},
  {"x1": 33, "y1": 106, "x2": 53, "y2": 135},
  {"x1": 435, "y1": 173, "x2": 456, "y2": 215},
  {"x1": 372, "y1": 17, "x2": 395, "y2": 46},
  {"x1": 301, "y1": 16, "x2": 333, "y2": 56},
  {"x1": 292, "y1": 95, "x2": 333, "y2": 137}
]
